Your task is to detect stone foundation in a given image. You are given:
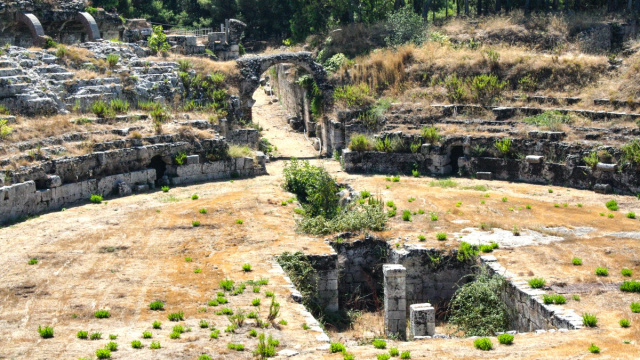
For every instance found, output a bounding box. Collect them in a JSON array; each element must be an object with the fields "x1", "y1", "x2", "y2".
[
  {"x1": 383, "y1": 264, "x2": 407, "y2": 340},
  {"x1": 410, "y1": 303, "x2": 435, "y2": 338}
]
